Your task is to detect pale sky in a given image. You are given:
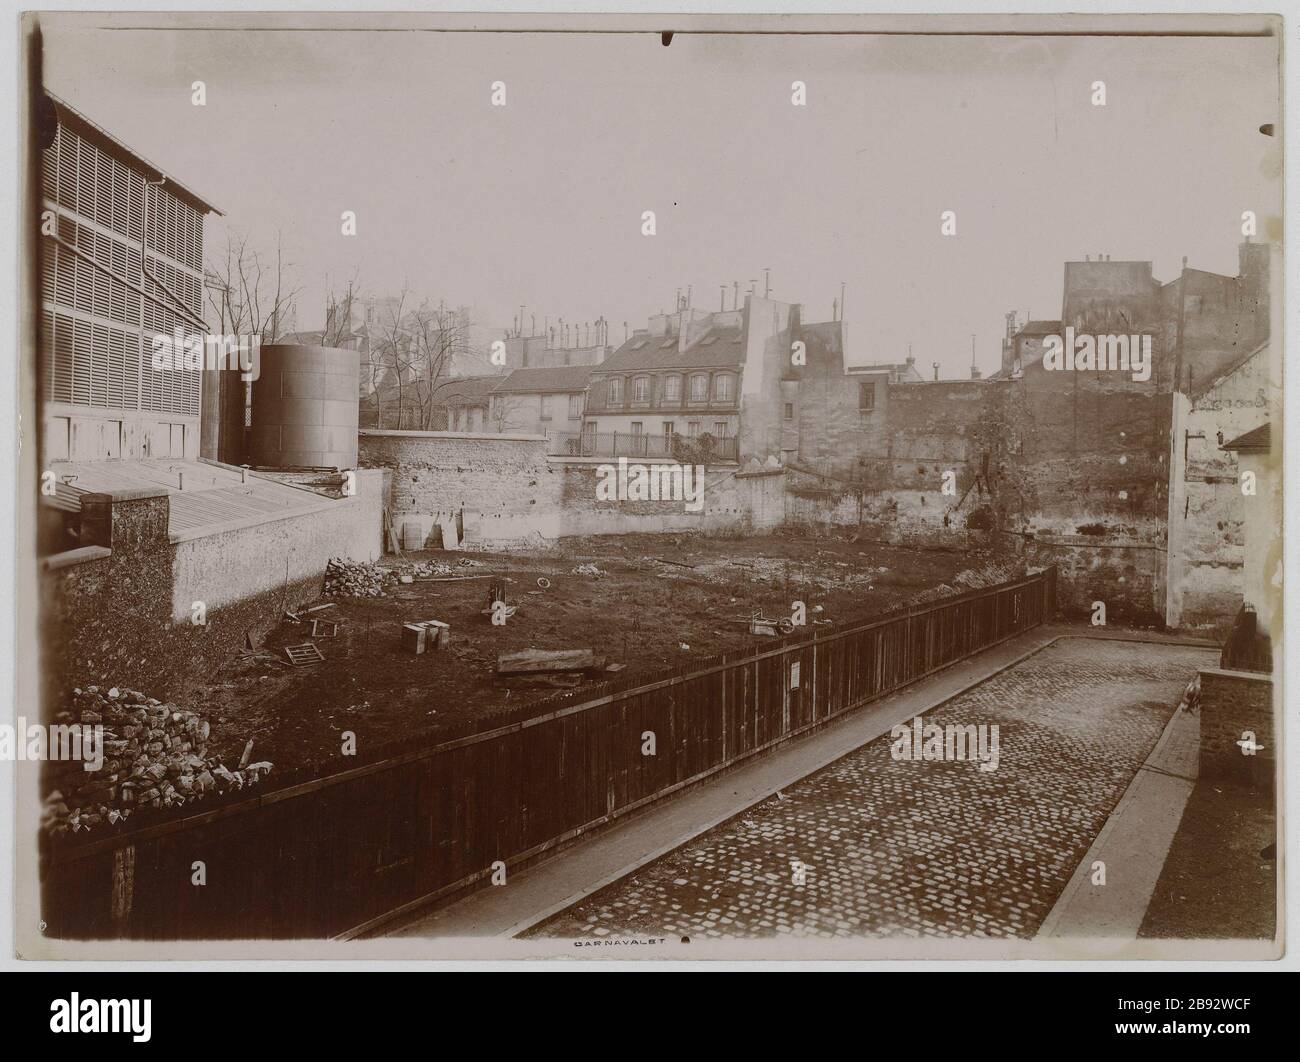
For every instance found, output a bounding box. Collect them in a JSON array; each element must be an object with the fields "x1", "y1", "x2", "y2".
[{"x1": 38, "y1": 15, "x2": 1281, "y2": 377}]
